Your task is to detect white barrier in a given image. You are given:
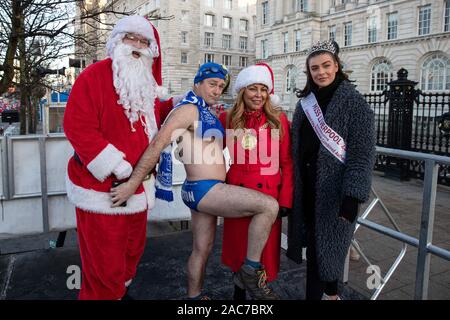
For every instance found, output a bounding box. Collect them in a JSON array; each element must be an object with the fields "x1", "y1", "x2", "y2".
[{"x1": 0, "y1": 134, "x2": 191, "y2": 239}]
